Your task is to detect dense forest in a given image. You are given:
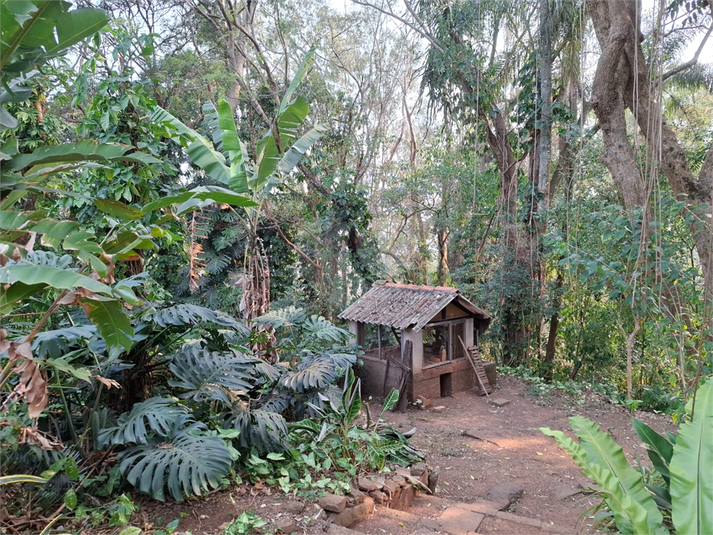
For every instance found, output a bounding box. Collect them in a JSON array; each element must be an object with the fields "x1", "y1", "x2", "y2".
[{"x1": 0, "y1": 0, "x2": 711, "y2": 533}]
